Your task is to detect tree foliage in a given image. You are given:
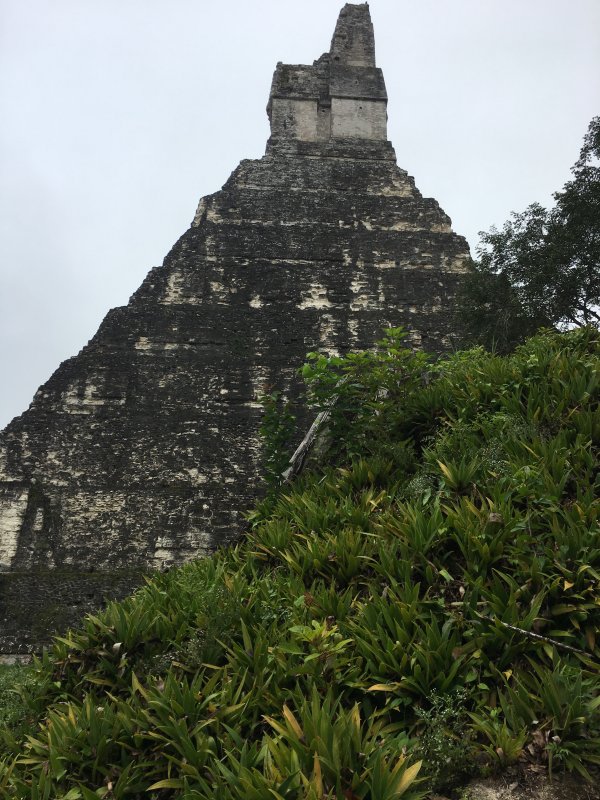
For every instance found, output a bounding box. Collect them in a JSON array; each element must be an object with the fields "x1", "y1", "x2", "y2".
[{"x1": 458, "y1": 116, "x2": 600, "y2": 351}]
